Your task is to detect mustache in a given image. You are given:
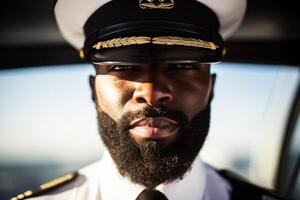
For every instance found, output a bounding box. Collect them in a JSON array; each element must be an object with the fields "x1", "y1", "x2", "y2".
[{"x1": 117, "y1": 106, "x2": 189, "y2": 131}]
